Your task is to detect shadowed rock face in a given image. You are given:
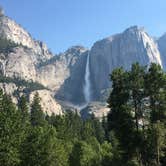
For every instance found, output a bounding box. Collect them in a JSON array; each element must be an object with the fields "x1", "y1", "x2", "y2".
[
  {"x1": 157, "y1": 34, "x2": 166, "y2": 69},
  {"x1": 37, "y1": 46, "x2": 88, "y2": 94},
  {"x1": 55, "y1": 47, "x2": 88, "y2": 104},
  {"x1": 89, "y1": 26, "x2": 162, "y2": 100}
]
